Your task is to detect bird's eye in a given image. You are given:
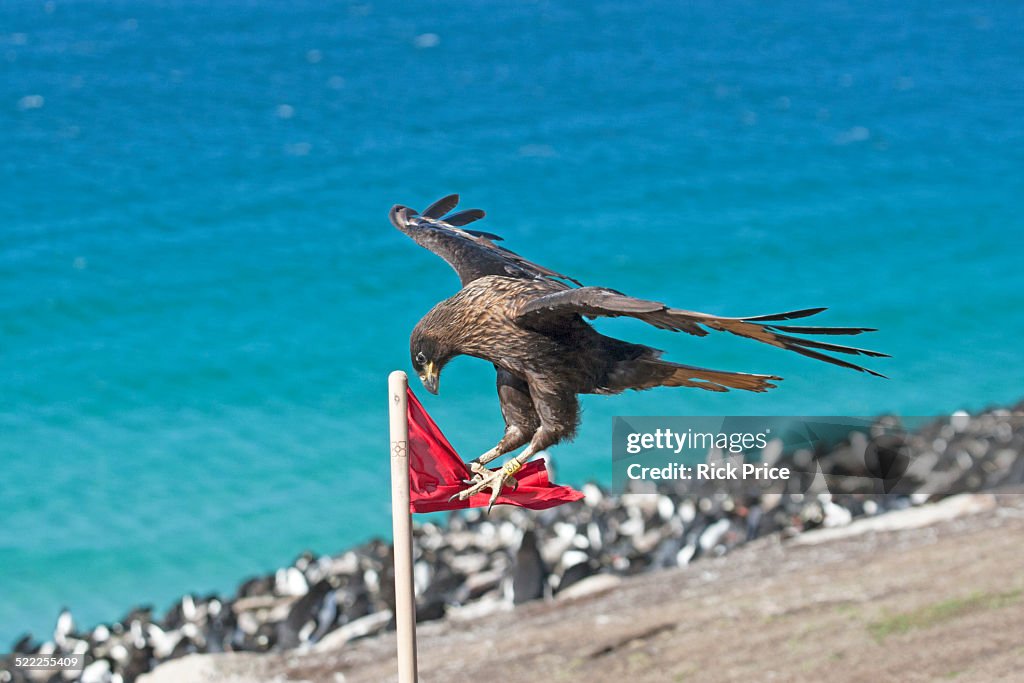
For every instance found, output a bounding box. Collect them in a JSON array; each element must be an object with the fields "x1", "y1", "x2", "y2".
[{"x1": 415, "y1": 352, "x2": 427, "y2": 365}]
